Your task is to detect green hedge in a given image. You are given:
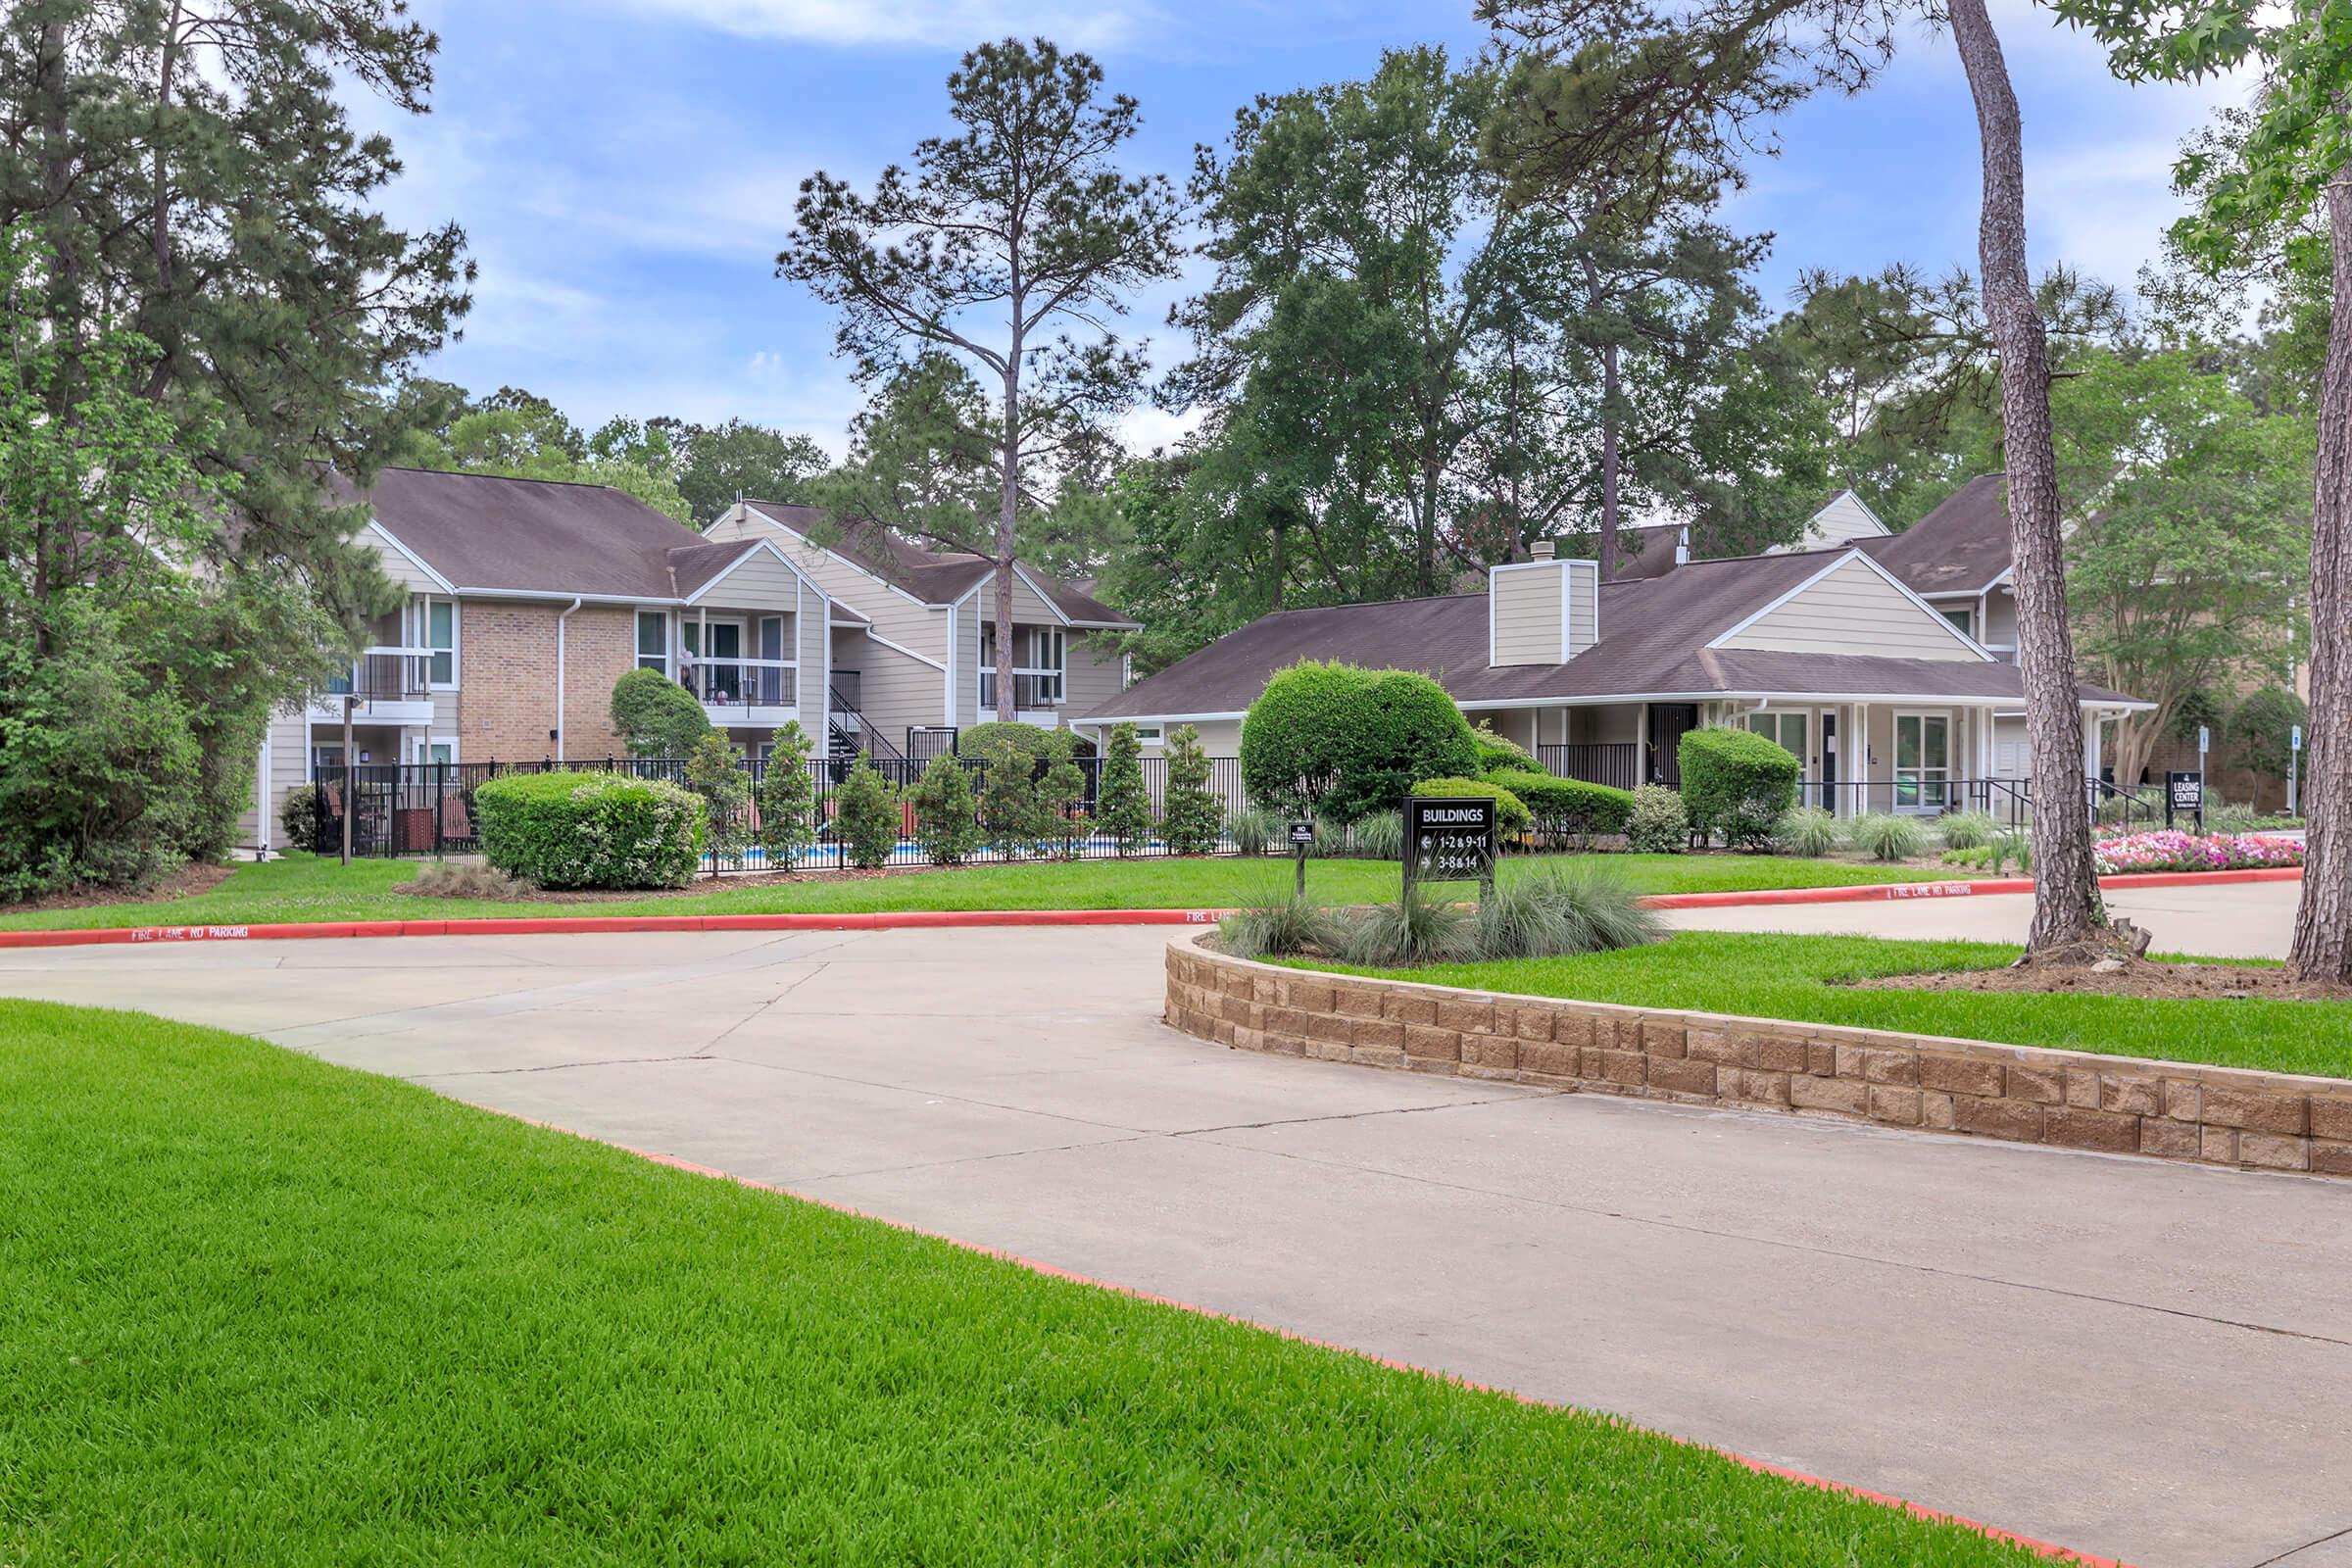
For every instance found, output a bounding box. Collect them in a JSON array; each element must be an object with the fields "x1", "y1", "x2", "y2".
[
  {"x1": 1484, "y1": 768, "x2": 1634, "y2": 839},
  {"x1": 1678, "y1": 728, "x2": 1799, "y2": 850},
  {"x1": 1409, "y1": 776, "x2": 1532, "y2": 837},
  {"x1": 1241, "y1": 661, "x2": 1481, "y2": 823},
  {"x1": 1468, "y1": 722, "x2": 1537, "y2": 775},
  {"x1": 475, "y1": 772, "x2": 703, "y2": 889}
]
